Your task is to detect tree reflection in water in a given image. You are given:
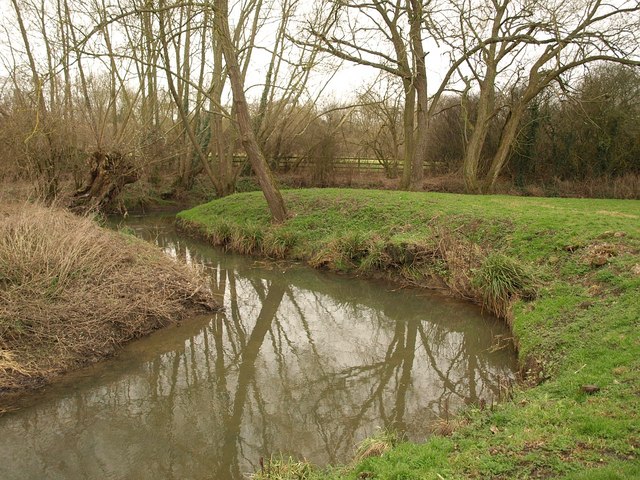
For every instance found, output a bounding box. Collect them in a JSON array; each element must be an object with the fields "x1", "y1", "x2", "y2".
[{"x1": 0, "y1": 216, "x2": 516, "y2": 480}]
